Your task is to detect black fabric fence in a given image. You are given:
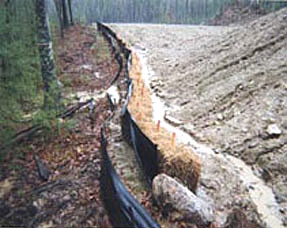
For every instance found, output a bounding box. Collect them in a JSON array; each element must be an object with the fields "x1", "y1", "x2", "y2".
[
  {"x1": 110, "y1": 52, "x2": 123, "y2": 85},
  {"x1": 97, "y1": 22, "x2": 161, "y2": 227},
  {"x1": 110, "y1": 24, "x2": 159, "y2": 188},
  {"x1": 100, "y1": 127, "x2": 160, "y2": 228},
  {"x1": 97, "y1": 22, "x2": 131, "y2": 82},
  {"x1": 121, "y1": 108, "x2": 158, "y2": 187},
  {"x1": 97, "y1": 22, "x2": 125, "y2": 85},
  {"x1": 97, "y1": 22, "x2": 159, "y2": 188}
]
